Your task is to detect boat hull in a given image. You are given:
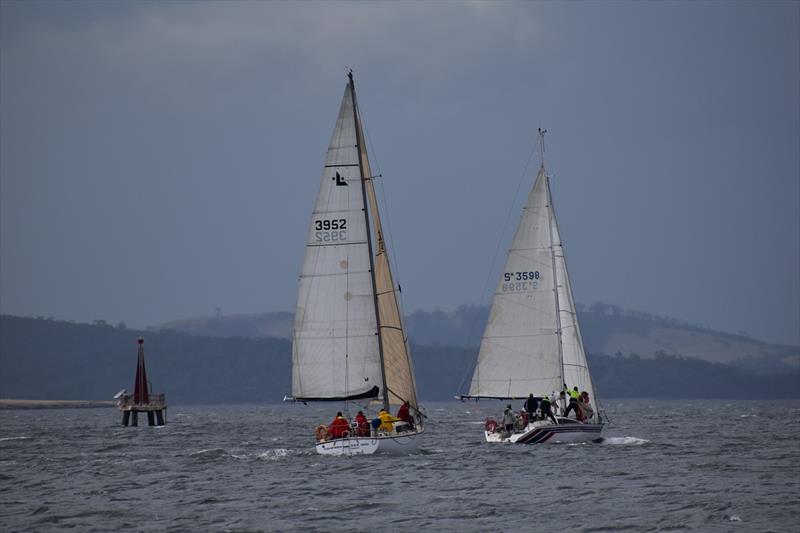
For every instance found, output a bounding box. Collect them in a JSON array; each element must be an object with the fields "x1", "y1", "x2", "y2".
[
  {"x1": 315, "y1": 429, "x2": 424, "y2": 456},
  {"x1": 486, "y1": 419, "x2": 603, "y2": 444}
]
